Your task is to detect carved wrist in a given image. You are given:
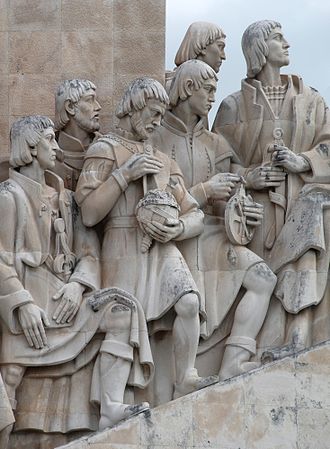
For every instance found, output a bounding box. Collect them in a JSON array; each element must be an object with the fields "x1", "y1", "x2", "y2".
[
  {"x1": 299, "y1": 155, "x2": 311, "y2": 172},
  {"x1": 112, "y1": 169, "x2": 129, "y2": 191}
]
